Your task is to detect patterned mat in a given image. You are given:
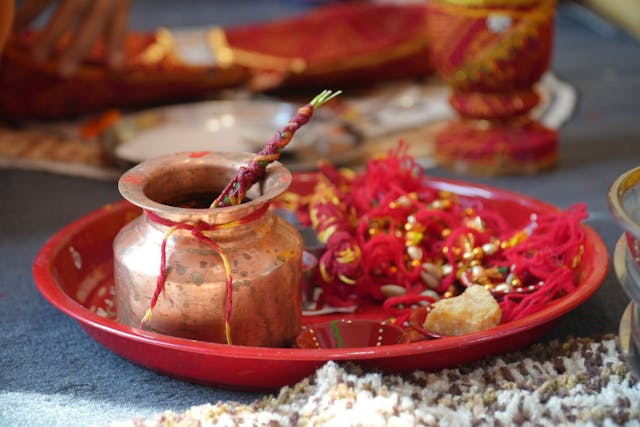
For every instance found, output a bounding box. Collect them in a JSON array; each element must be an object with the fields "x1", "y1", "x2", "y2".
[
  {"x1": 0, "y1": 122, "x2": 122, "y2": 180},
  {"x1": 110, "y1": 335, "x2": 639, "y2": 426}
]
